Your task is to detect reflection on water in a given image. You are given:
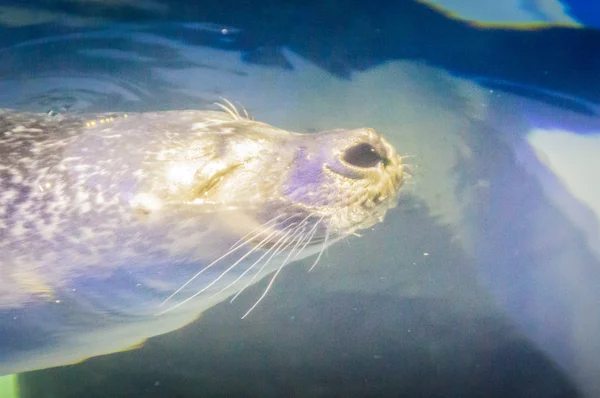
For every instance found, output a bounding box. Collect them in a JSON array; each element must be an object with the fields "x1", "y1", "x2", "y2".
[{"x1": 1, "y1": 1, "x2": 599, "y2": 397}]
